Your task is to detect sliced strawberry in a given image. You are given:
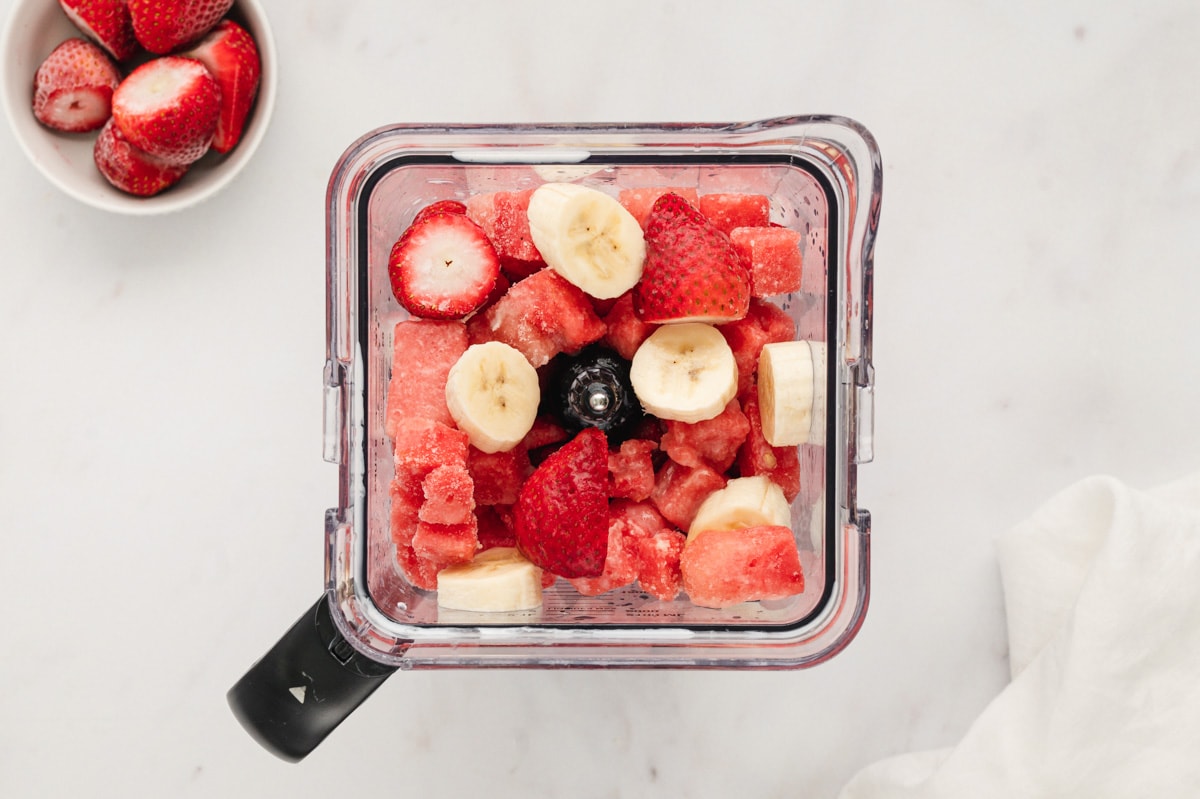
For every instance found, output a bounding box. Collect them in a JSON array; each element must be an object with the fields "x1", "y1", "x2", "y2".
[
  {"x1": 93, "y1": 118, "x2": 188, "y2": 196},
  {"x1": 633, "y1": 193, "x2": 752, "y2": 325},
  {"x1": 59, "y1": 0, "x2": 138, "y2": 61},
  {"x1": 32, "y1": 38, "x2": 120, "y2": 134},
  {"x1": 183, "y1": 20, "x2": 260, "y2": 154},
  {"x1": 388, "y1": 212, "x2": 500, "y2": 320},
  {"x1": 111, "y1": 56, "x2": 220, "y2": 166},
  {"x1": 128, "y1": 0, "x2": 233, "y2": 54},
  {"x1": 513, "y1": 427, "x2": 610, "y2": 578},
  {"x1": 413, "y1": 200, "x2": 467, "y2": 225}
]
